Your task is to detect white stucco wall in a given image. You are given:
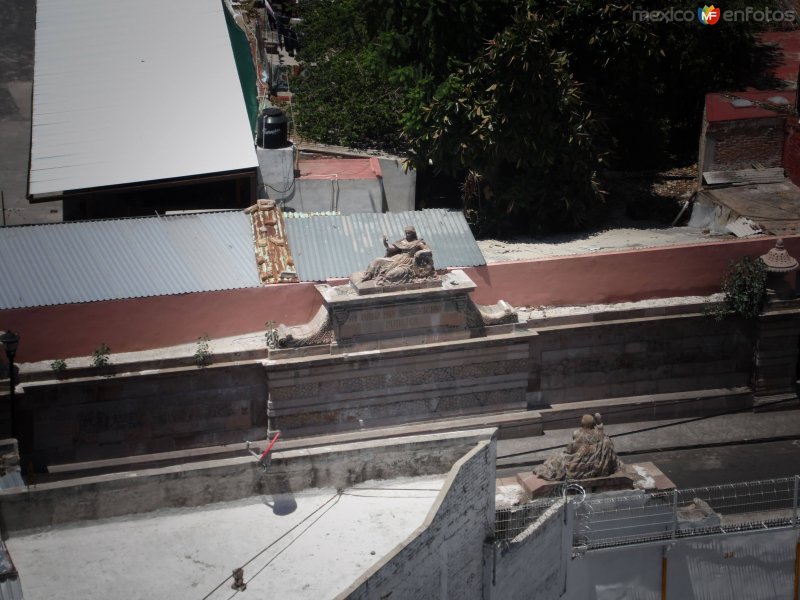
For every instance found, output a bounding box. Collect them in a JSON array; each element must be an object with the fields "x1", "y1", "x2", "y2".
[
  {"x1": 338, "y1": 437, "x2": 497, "y2": 600},
  {"x1": 487, "y1": 498, "x2": 570, "y2": 600}
]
